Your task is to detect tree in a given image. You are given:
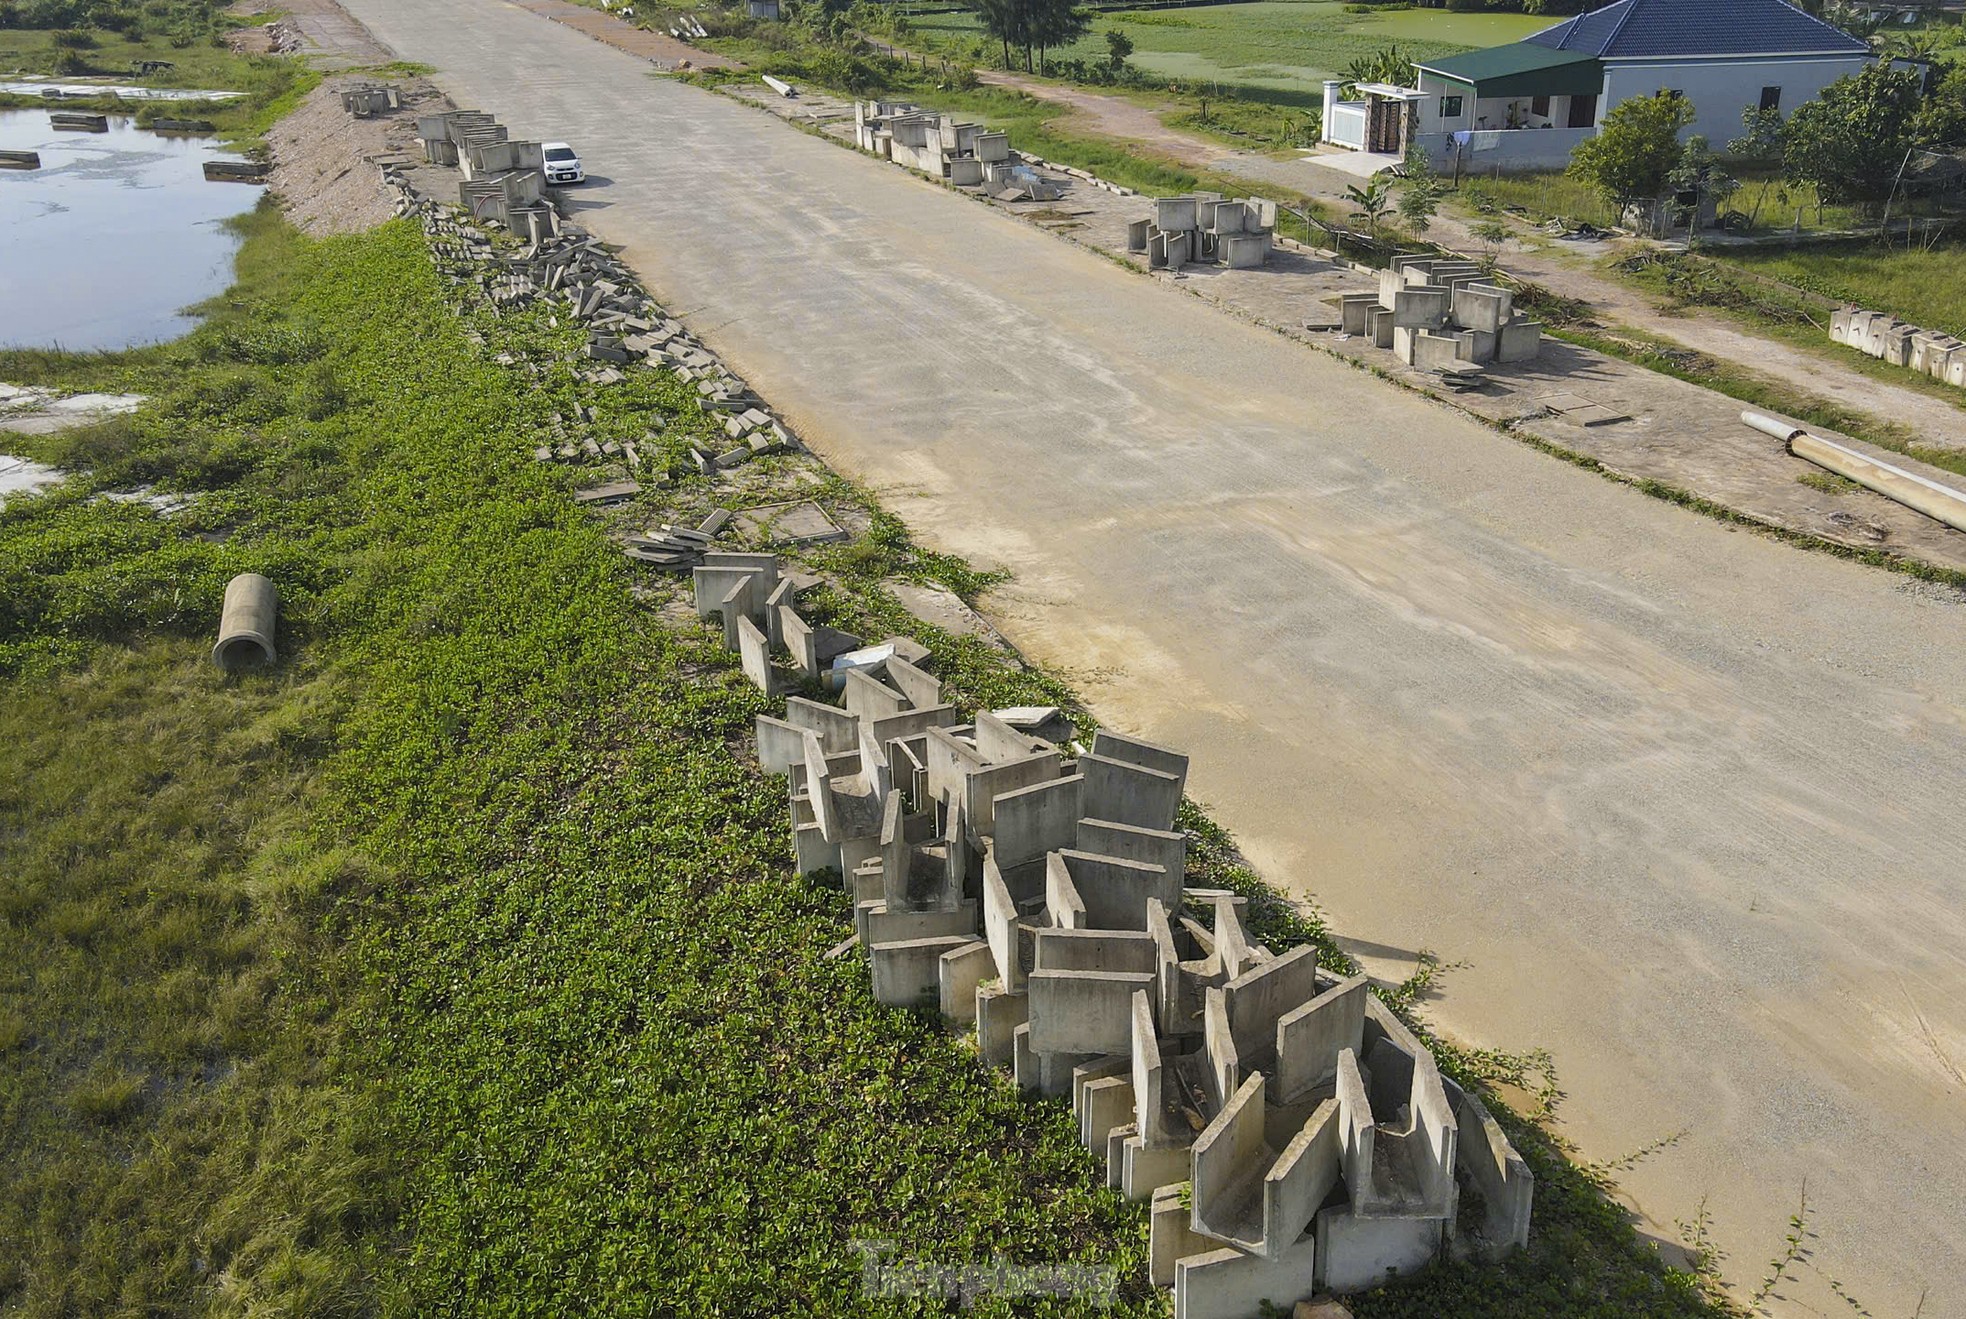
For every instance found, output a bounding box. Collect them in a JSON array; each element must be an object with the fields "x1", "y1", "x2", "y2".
[
  {"x1": 973, "y1": 0, "x2": 1029, "y2": 71},
  {"x1": 1470, "y1": 219, "x2": 1510, "y2": 271},
  {"x1": 1728, "y1": 105, "x2": 1788, "y2": 229},
  {"x1": 1104, "y1": 27, "x2": 1132, "y2": 75},
  {"x1": 1344, "y1": 42, "x2": 1415, "y2": 95},
  {"x1": 1568, "y1": 90, "x2": 1694, "y2": 208},
  {"x1": 1783, "y1": 63, "x2": 1923, "y2": 213},
  {"x1": 1343, "y1": 176, "x2": 1392, "y2": 235},
  {"x1": 1396, "y1": 145, "x2": 1441, "y2": 233},
  {"x1": 1028, "y1": 0, "x2": 1090, "y2": 75},
  {"x1": 1916, "y1": 63, "x2": 1966, "y2": 150},
  {"x1": 1666, "y1": 134, "x2": 1737, "y2": 241}
]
